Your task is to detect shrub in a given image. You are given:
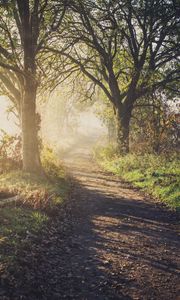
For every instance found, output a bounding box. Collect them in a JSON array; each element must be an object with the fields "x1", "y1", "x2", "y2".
[
  {"x1": 0, "y1": 130, "x2": 22, "y2": 173},
  {"x1": 41, "y1": 146, "x2": 65, "y2": 180}
]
